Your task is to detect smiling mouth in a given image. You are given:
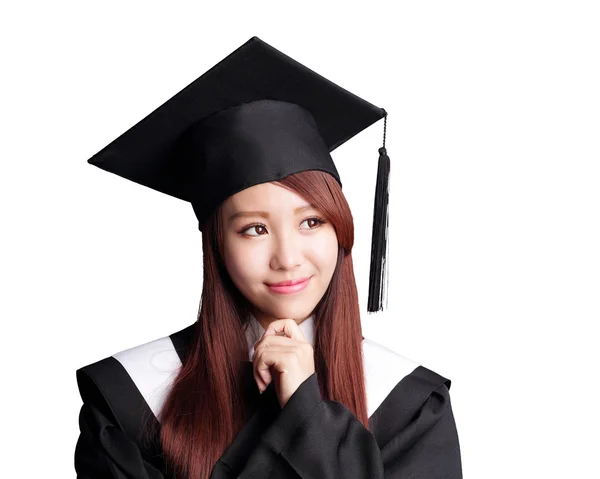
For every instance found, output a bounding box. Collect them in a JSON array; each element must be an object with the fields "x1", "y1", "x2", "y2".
[
  {"x1": 267, "y1": 277, "x2": 311, "y2": 287},
  {"x1": 266, "y1": 277, "x2": 312, "y2": 294}
]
